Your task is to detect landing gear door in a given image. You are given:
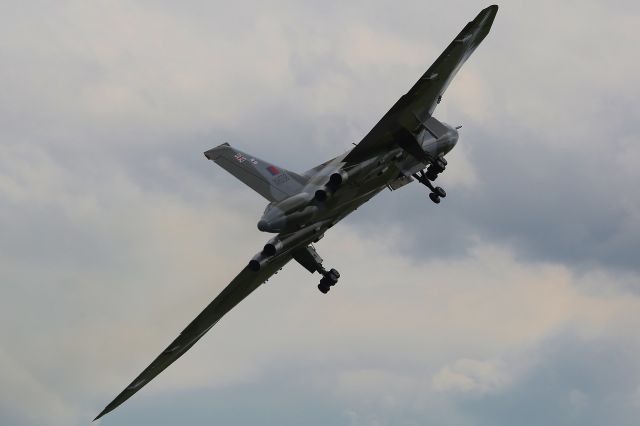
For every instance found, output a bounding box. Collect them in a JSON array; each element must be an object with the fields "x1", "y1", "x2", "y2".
[
  {"x1": 388, "y1": 175, "x2": 414, "y2": 191},
  {"x1": 292, "y1": 245, "x2": 323, "y2": 273}
]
